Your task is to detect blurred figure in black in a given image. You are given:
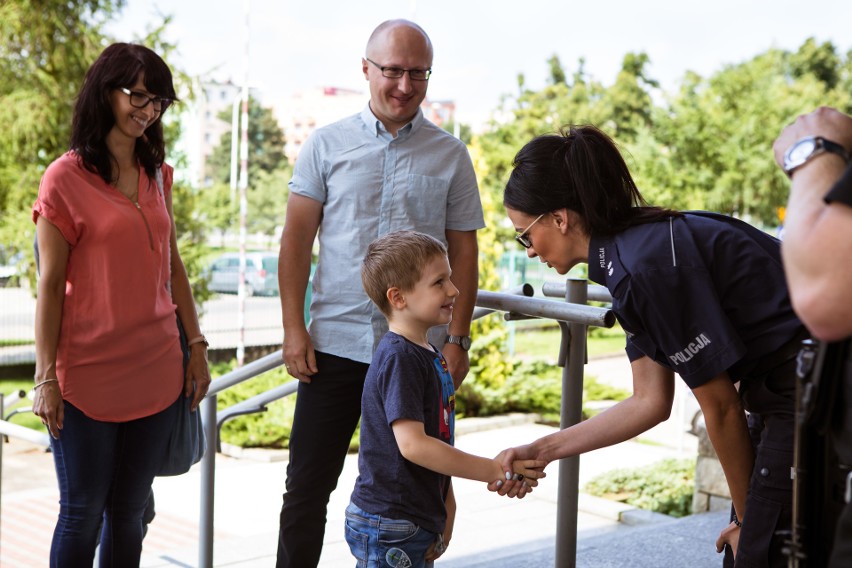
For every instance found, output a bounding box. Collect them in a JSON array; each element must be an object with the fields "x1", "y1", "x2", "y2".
[{"x1": 774, "y1": 106, "x2": 852, "y2": 567}]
